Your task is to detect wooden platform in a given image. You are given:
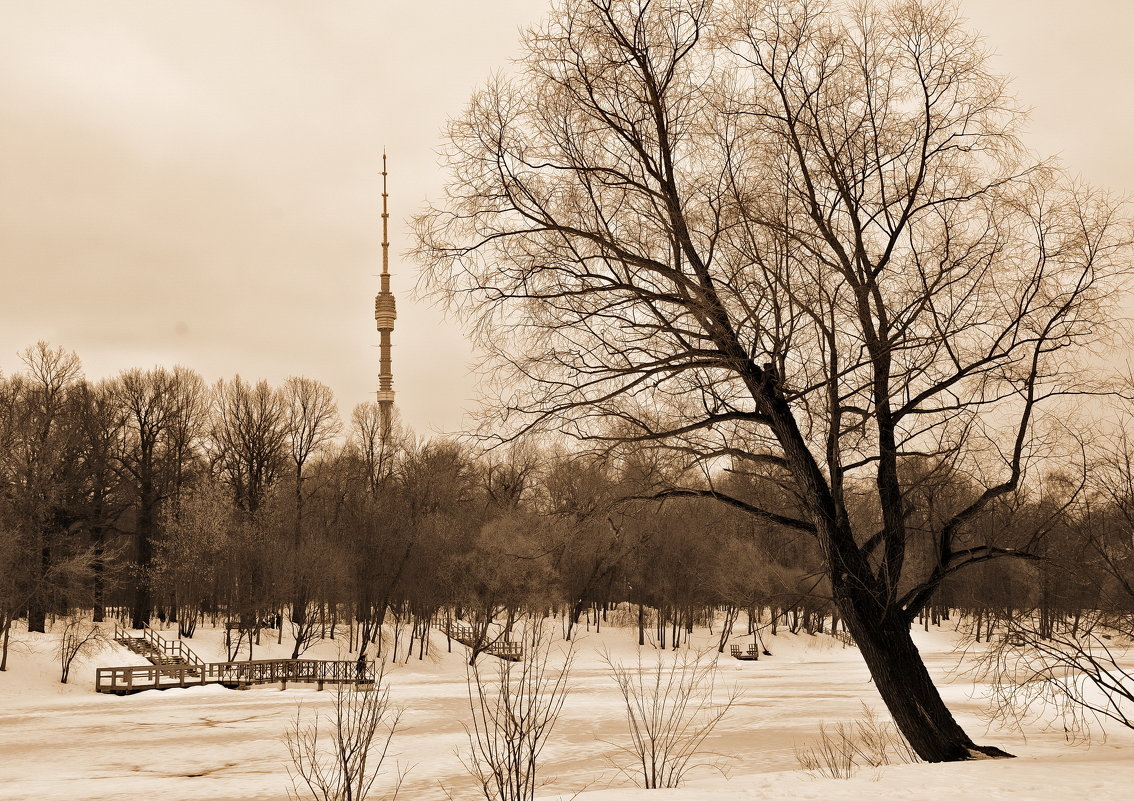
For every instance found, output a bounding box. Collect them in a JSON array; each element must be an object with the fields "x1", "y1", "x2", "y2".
[
  {"x1": 441, "y1": 621, "x2": 523, "y2": 661},
  {"x1": 96, "y1": 659, "x2": 374, "y2": 695},
  {"x1": 730, "y1": 644, "x2": 761, "y2": 661}
]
